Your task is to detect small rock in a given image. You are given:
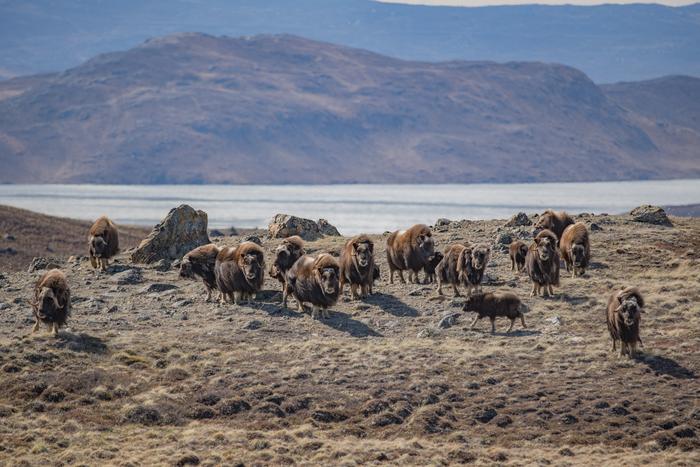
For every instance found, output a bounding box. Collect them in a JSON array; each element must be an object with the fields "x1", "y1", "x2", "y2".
[
  {"x1": 152, "y1": 259, "x2": 171, "y2": 272},
  {"x1": 312, "y1": 410, "x2": 347, "y2": 423},
  {"x1": 209, "y1": 229, "x2": 225, "y2": 237},
  {"x1": 561, "y1": 414, "x2": 578, "y2": 424},
  {"x1": 317, "y1": 218, "x2": 341, "y2": 236},
  {"x1": 27, "y1": 257, "x2": 62, "y2": 273},
  {"x1": 0, "y1": 247, "x2": 17, "y2": 255},
  {"x1": 244, "y1": 320, "x2": 264, "y2": 330},
  {"x1": 610, "y1": 406, "x2": 629, "y2": 416},
  {"x1": 110, "y1": 269, "x2": 144, "y2": 285},
  {"x1": 435, "y1": 218, "x2": 452, "y2": 227},
  {"x1": 141, "y1": 283, "x2": 178, "y2": 294},
  {"x1": 3, "y1": 234, "x2": 16, "y2": 241},
  {"x1": 674, "y1": 428, "x2": 696, "y2": 438},
  {"x1": 546, "y1": 316, "x2": 562, "y2": 326},
  {"x1": 495, "y1": 415, "x2": 513, "y2": 427},
  {"x1": 417, "y1": 327, "x2": 439, "y2": 338},
  {"x1": 0, "y1": 303, "x2": 10, "y2": 311},
  {"x1": 173, "y1": 299, "x2": 193, "y2": 307},
  {"x1": 475, "y1": 408, "x2": 498, "y2": 423},
  {"x1": 175, "y1": 454, "x2": 200, "y2": 467},
  {"x1": 630, "y1": 205, "x2": 672, "y2": 226},
  {"x1": 243, "y1": 235, "x2": 263, "y2": 246},
  {"x1": 559, "y1": 448, "x2": 575, "y2": 457},
  {"x1": 438, "y1": 312, "x2": 460, "y2": 329},
  {"x1": 504, "y1": 212, "x2": 531, "y2": 227},
  {"x1": 590, "y1": 223, "x2": 603, "y2": 231},
  {"x1": 106, "y1": 305, "x2": 119, "y2": 313},
  {"x1": 496, "y1": 232, "x2": 513, "y2": 245}
]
